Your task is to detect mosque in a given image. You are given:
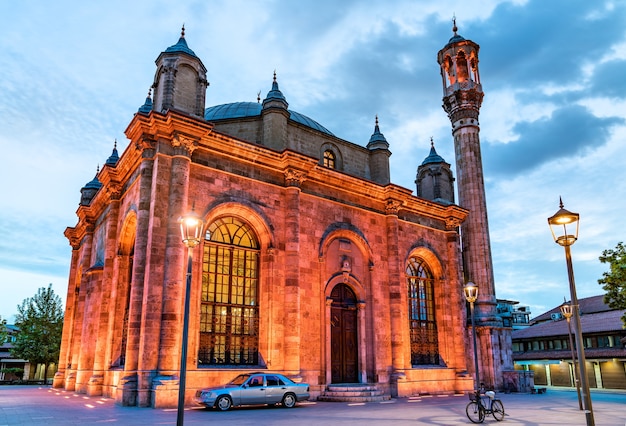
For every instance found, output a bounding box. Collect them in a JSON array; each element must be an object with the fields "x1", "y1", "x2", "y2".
[{"x1": 53, "y1": 23, "x2": 517, "y2": 407}]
